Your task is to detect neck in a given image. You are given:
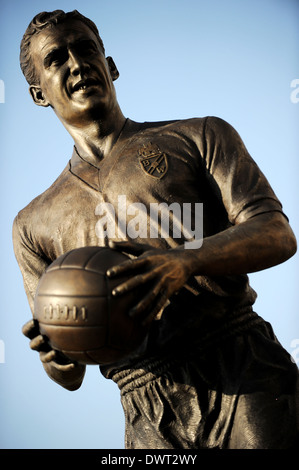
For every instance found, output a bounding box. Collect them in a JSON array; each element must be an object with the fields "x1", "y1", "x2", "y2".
[{"x1": 63, "y1": 108, "x2": 127, "y2": 165}]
